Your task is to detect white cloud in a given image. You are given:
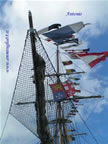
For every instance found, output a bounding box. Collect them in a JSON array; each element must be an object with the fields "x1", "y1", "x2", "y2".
[{"x1": 79, "y1": 67, "x2": 108, "y2": 115}]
